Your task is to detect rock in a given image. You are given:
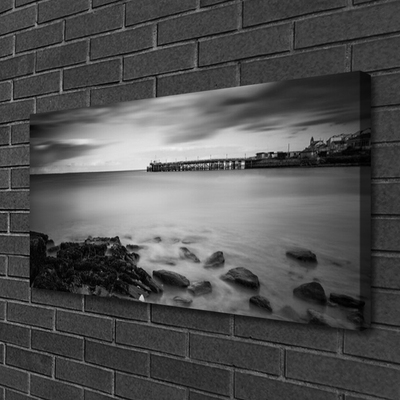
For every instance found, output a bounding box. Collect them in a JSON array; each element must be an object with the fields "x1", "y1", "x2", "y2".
[
  {"x1": 126, "y1": 244, "x2": 147, "y2": 252},
  {"x1": 30, "y1": 232, "x2": 48, "y2": 285},
  {"x1": 188, "y1": 281, "x2": 212, "y2": 296},
  {"x1": 307, "y1": 309, "x2": 346, "y2": 328},
  {"x1": 127, "y1": 284, "x2": 149, "y2": 299},
  {"x1": 347, "y1": 309, "x2": 365, "y2": 325},
  {"x1": 329, "y1": 293, "x2": 365, "y2": 309},
  {"x1": 179, "y1": 247, "x2": 200, "y2": 263},
  {"x1": 221, "y1": 267, "x2": 260, "y2": 289},
  {"x1": 153, "y1": 269, "x2": 190, "y2": 287},
  {"x1": 204, "y1": 251, "x2": 225, "y2": 268},
  {"x1": 293, "y1": 282, "x2": 327, "y2": 303},
  {"x1": 152, "y1": 236, "x2": 162, "y2": 243},
  {"x1": 85, "y1": 236, "x2": 121, "y2": 246},
  {"x1": 249, "y1": 295, "x2": 272, "y2": 312},
  {"x1": 136, "y1": 267, "x2": 163, "y2": 293},
  {"x1": 173, "y1": 296, "x2": 192, "y2": 305},
  {"x1": 286, "y1": 249, "x2": 317, "y2": 263}
]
